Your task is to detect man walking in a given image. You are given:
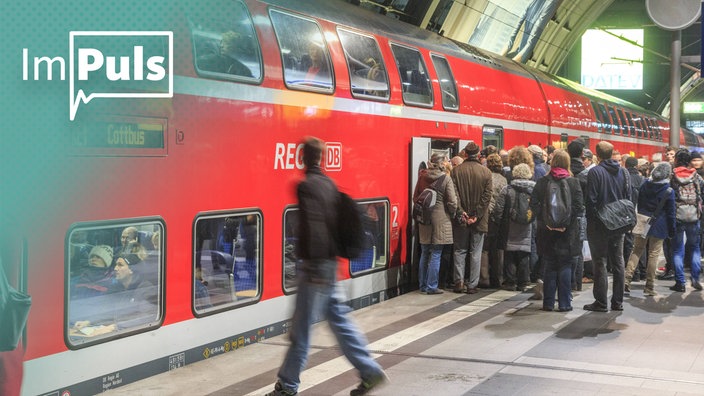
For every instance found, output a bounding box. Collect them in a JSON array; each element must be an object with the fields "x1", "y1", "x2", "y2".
[{"x1": 266, "y1": 137, "x2": 387, "y2": 396}]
